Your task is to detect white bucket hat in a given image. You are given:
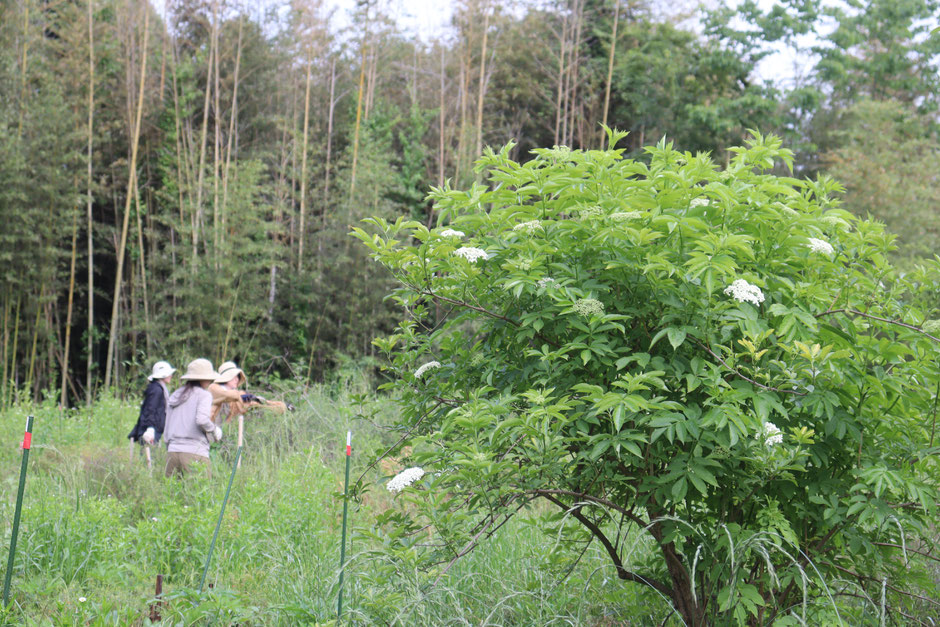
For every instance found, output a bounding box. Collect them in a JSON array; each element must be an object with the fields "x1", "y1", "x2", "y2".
[
  {"x1": 148, "y1": 360, "x2": 176, "y2": 381},
  {"x1": 180, "y1": 358, "x2": 220, "y2": 382},
  {"x1": 215, "y1": 361, "x2": 246, "y2": 385}
]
